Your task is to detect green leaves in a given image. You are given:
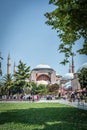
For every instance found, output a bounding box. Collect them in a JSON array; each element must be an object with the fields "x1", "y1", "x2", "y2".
[
  {"x1": 2, "y1": 74, "x2": 13, "y2": 95},
  {"x1": 78, "y1": 68, "x2": 87, "y2": 89},
  {"x1": 78, "y1": 42, "x2": 87, "y2": 55},
  {"x1": 45, "y1": 0, "x2": 87, "y2": 64},
  {"x1": 14, "y1": 60, "x2": 31, "y2": 94}
]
